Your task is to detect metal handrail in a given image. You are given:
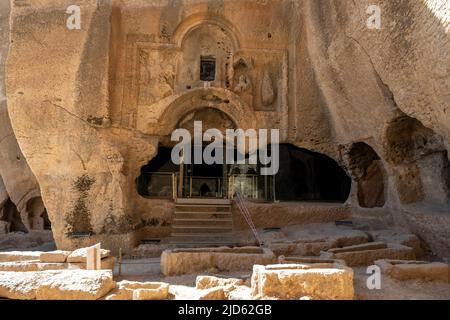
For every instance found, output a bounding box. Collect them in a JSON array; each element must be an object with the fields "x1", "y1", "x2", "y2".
[{"x1": 234, "y1": 191, "x2": 263, "y2": 247}]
